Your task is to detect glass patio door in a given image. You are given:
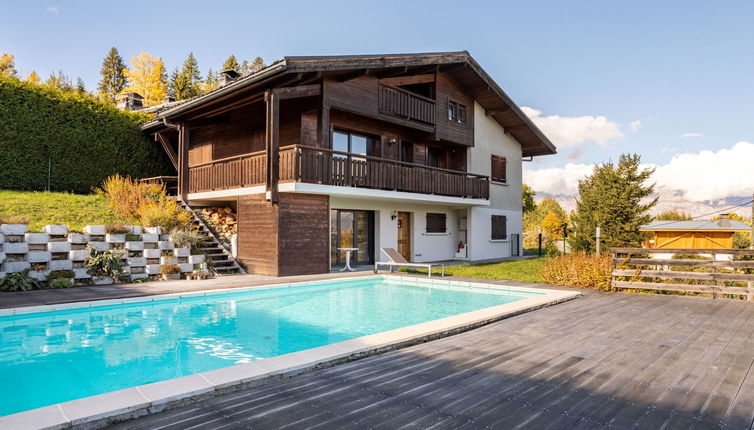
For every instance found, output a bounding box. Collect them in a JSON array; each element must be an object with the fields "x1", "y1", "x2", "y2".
[{"x1": 330, "y1": 210, "x2": 374, "y2": 267}]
